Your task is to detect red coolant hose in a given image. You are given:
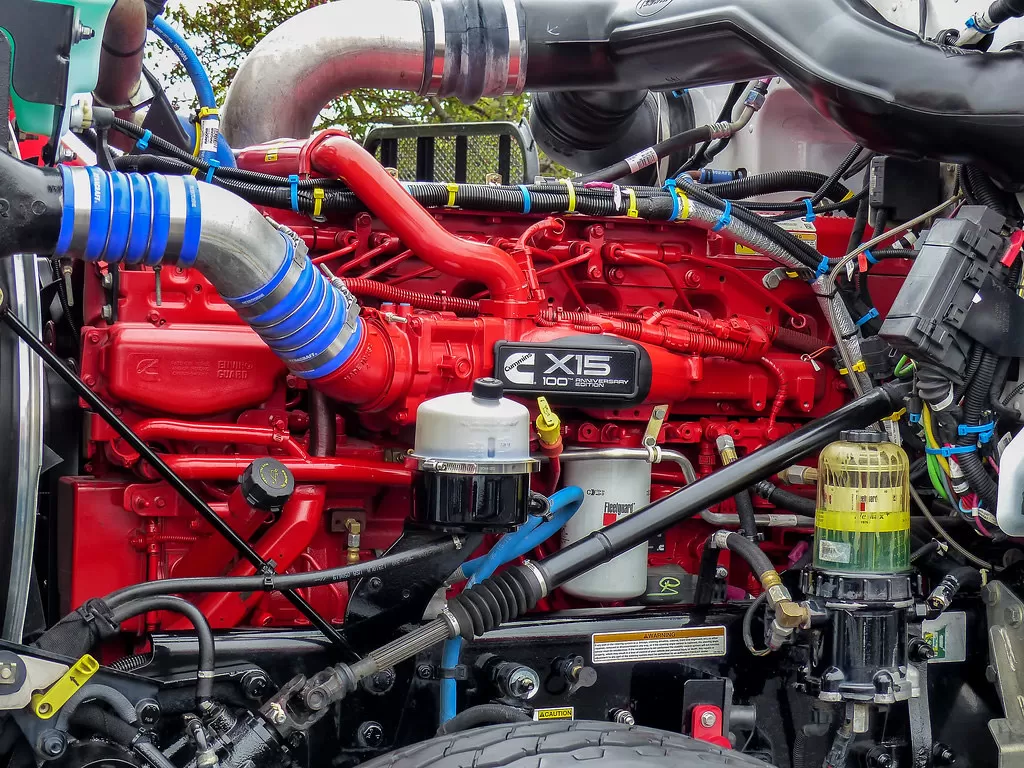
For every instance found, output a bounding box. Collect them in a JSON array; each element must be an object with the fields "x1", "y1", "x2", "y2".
[
  {"x1": 343, "y1": 278, "x2": 481, "y2": 315},
  {"x1": 309, "y1": 132, "x2": 531, "y2": 305}
]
